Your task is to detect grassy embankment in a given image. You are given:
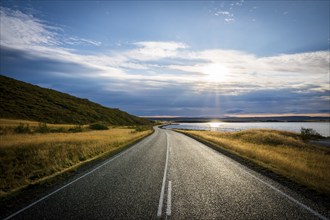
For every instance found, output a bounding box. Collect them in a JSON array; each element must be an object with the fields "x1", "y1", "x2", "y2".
[
  {"x1": 0, "y1": 119, "x2": 153, "y2": 198},
  {"x1": 178, "y1": 129, "x2": 330, "y2": 195},
  {"x1": 0, "y1": 75, "x2": 151, "y2": 125}
]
